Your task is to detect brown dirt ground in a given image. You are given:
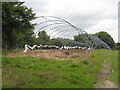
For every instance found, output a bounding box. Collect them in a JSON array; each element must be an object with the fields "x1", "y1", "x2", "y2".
[{"x1": 6, "y1": 49, "x2": 90, "y2": 60}]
